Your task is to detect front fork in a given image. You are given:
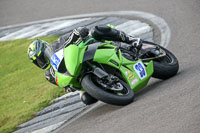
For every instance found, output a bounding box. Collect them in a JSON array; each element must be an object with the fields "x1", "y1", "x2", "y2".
[{"x1": 86, "y1": 62, "x2": 108, "y2": 79}]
